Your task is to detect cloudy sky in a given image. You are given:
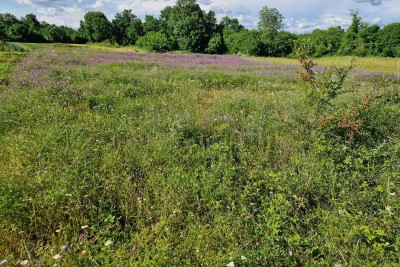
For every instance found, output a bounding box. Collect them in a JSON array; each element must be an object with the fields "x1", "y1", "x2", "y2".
[{"x1": 1, "y1": 0, "x2": 399, "y2": 33}]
